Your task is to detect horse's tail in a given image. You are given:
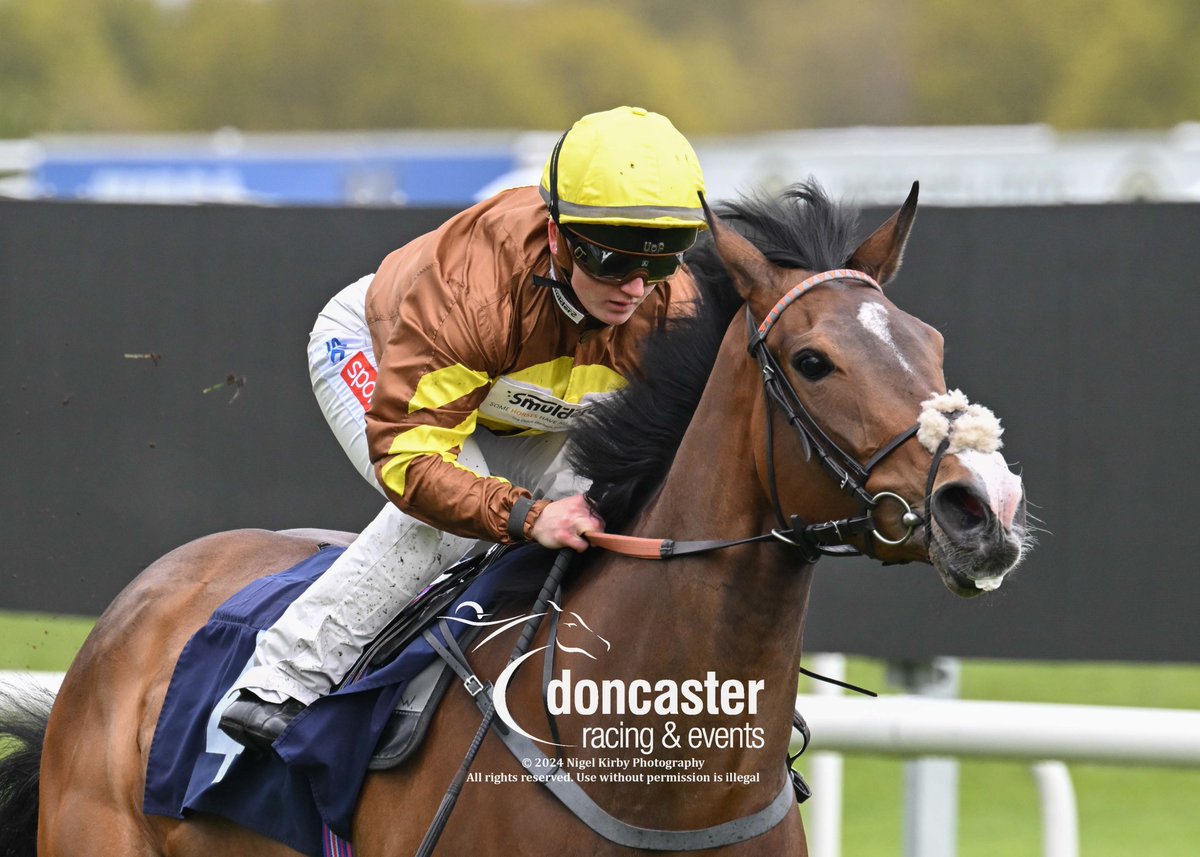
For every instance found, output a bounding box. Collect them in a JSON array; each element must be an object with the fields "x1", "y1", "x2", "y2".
[{"x1": 0, "y1": 682, "x2": 53, "y2": 857}]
